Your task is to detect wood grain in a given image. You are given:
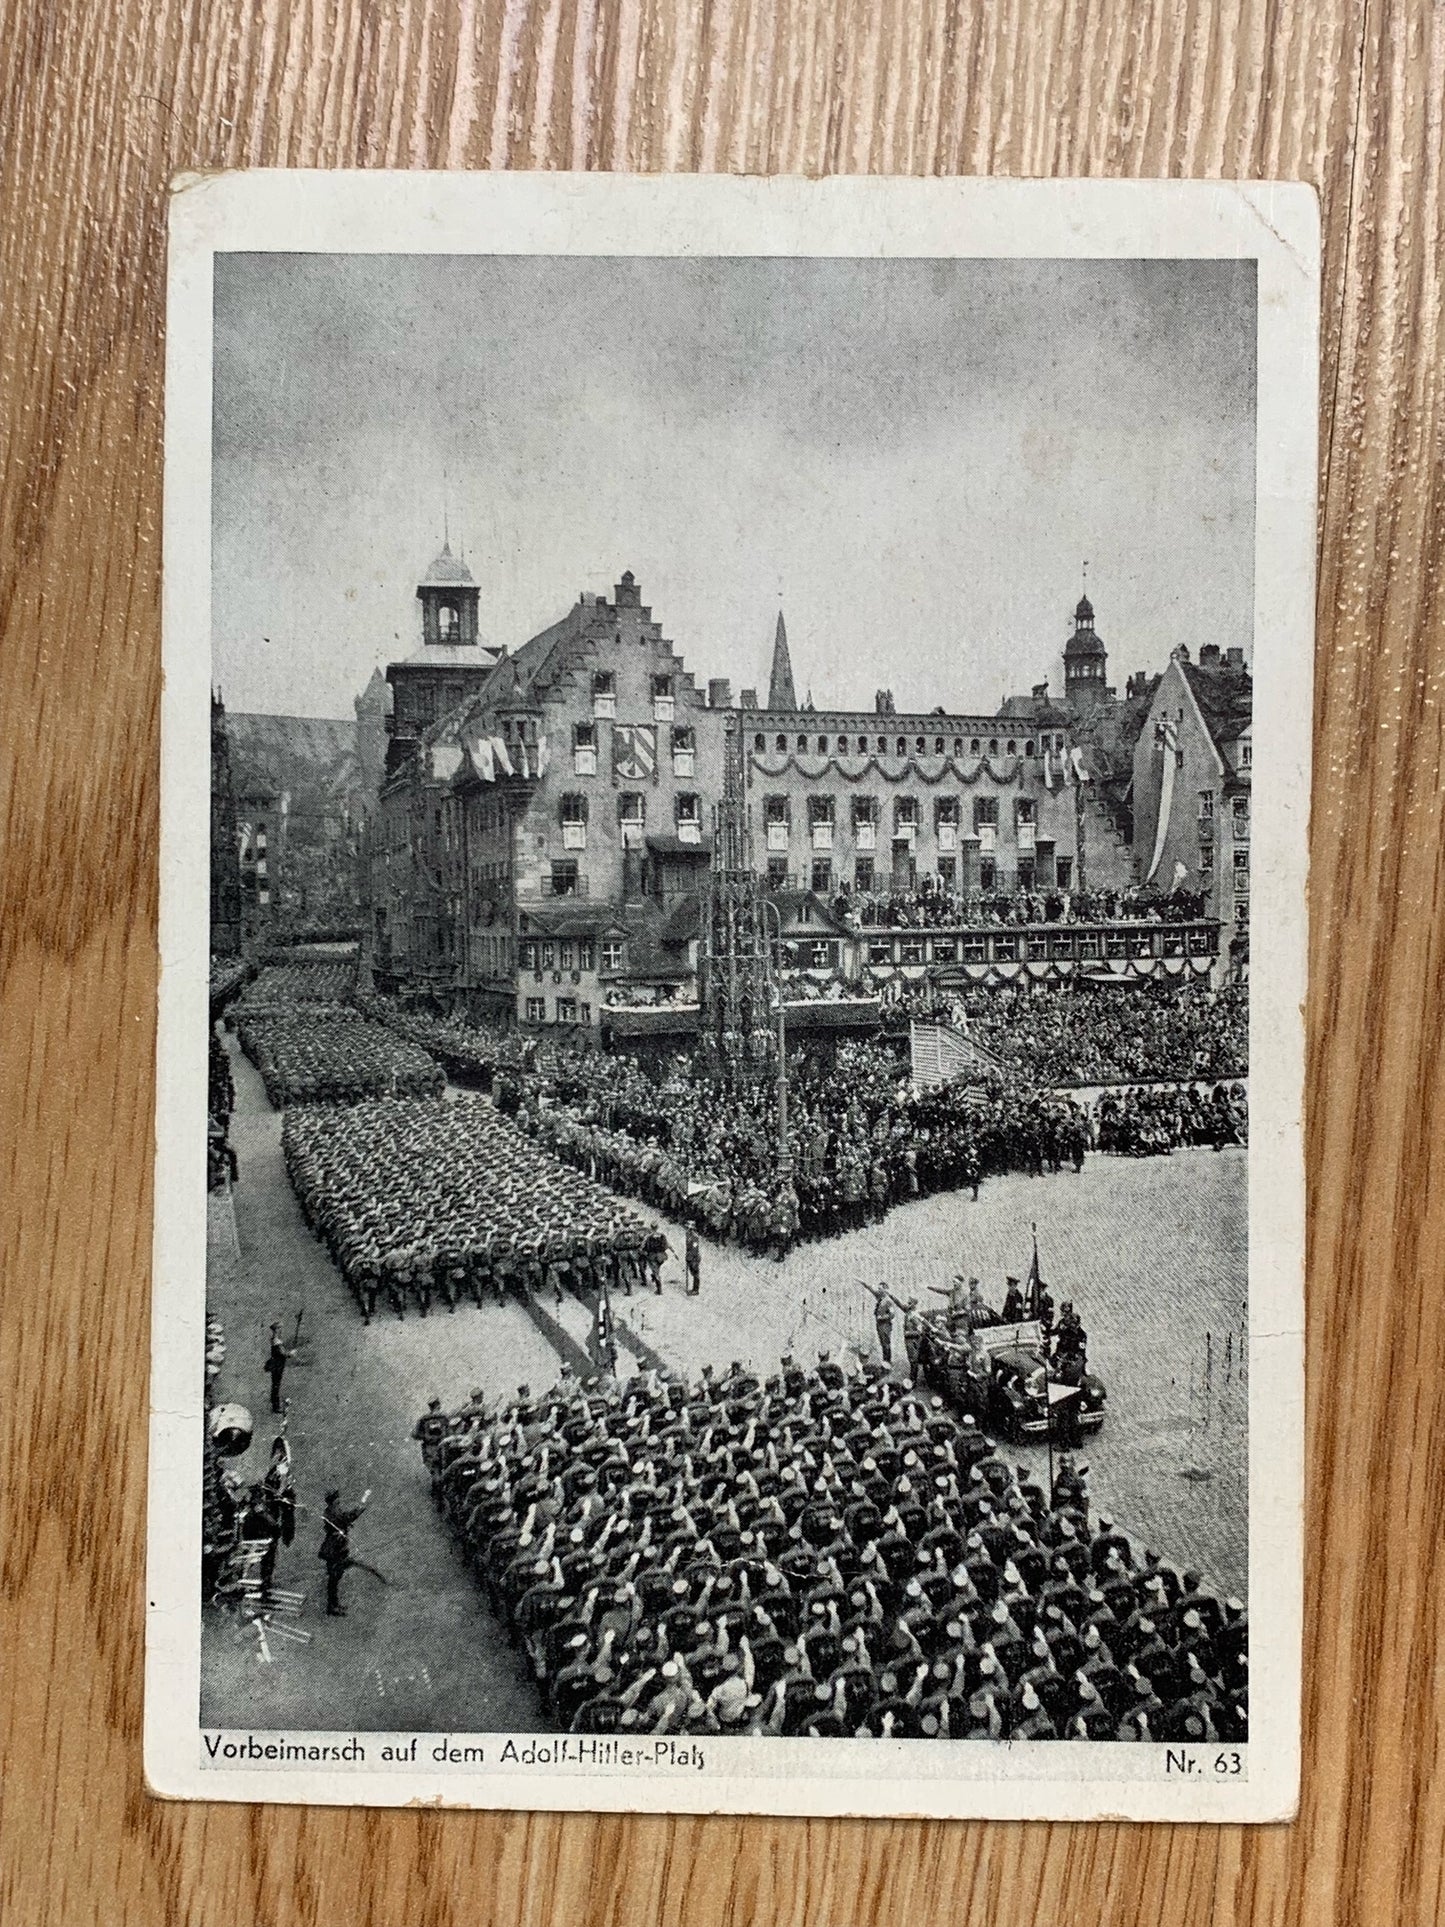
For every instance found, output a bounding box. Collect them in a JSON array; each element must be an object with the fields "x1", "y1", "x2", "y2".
[{"x1": 2, "y1": 1, "x2": 1442, "y2": 1921}]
